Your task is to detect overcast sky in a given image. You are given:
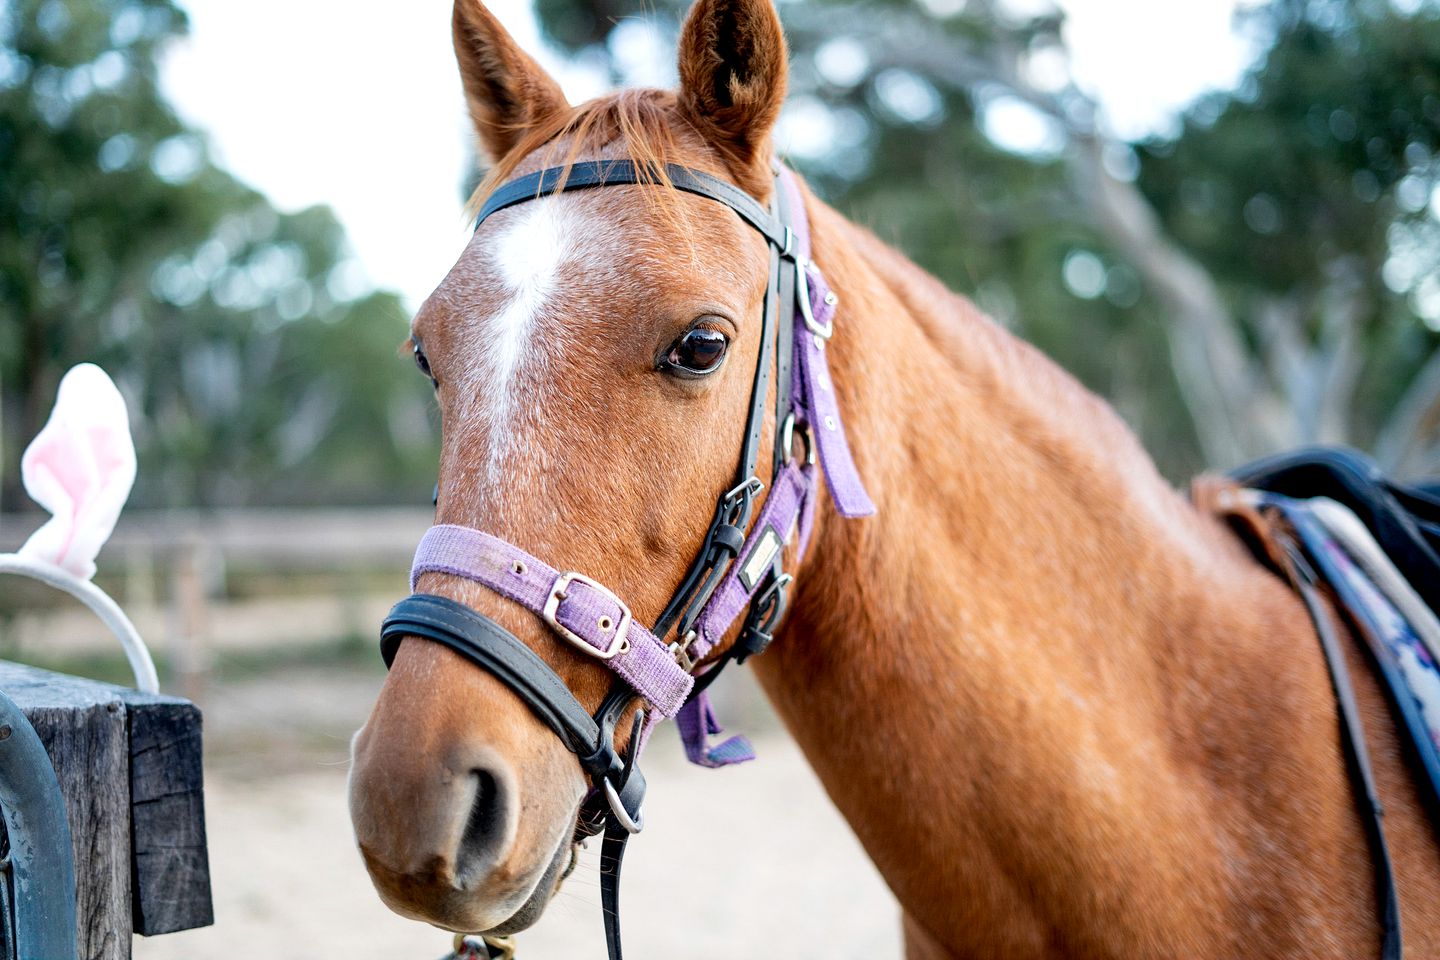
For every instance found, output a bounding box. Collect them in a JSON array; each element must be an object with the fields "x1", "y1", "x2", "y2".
[{"x1": 160, "y1": 0, "x2": 1256, "y2": 312}]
